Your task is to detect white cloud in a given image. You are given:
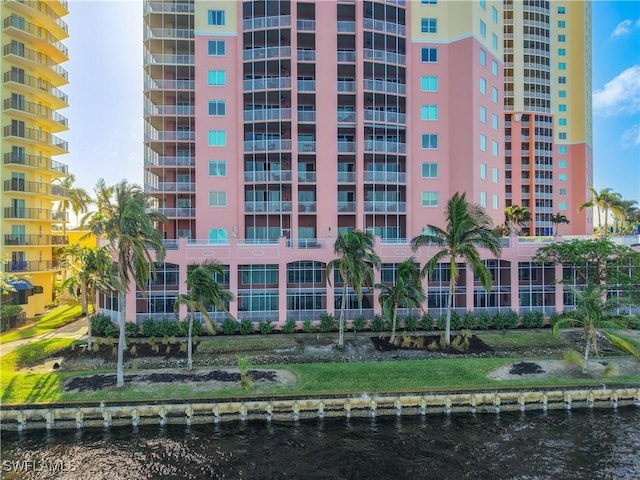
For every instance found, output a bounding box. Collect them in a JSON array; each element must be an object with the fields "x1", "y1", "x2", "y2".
[
  {"x1": 611, "y1": 19, "x2": 633, "y2": 37},
  {"x1": 621, "y1": 124, "x2": 640, "y2": 148},
  {"x1": 593, "y1": 65, "x2": 640, "y2": 116}
]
